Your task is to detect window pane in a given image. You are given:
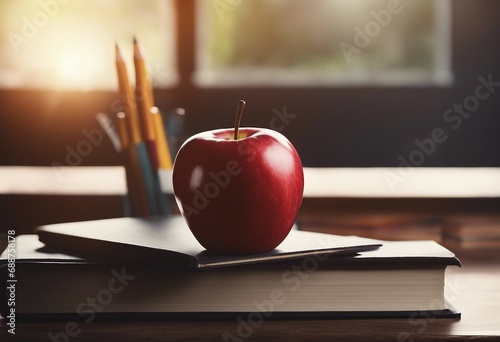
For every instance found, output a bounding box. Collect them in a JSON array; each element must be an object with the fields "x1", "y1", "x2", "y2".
[
  {"x1": 196, "y1": 0, "x2": 452, "y2": 86},
  {"x1": 0, "y1": 0, "x2": 176, "y2": 90}
]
